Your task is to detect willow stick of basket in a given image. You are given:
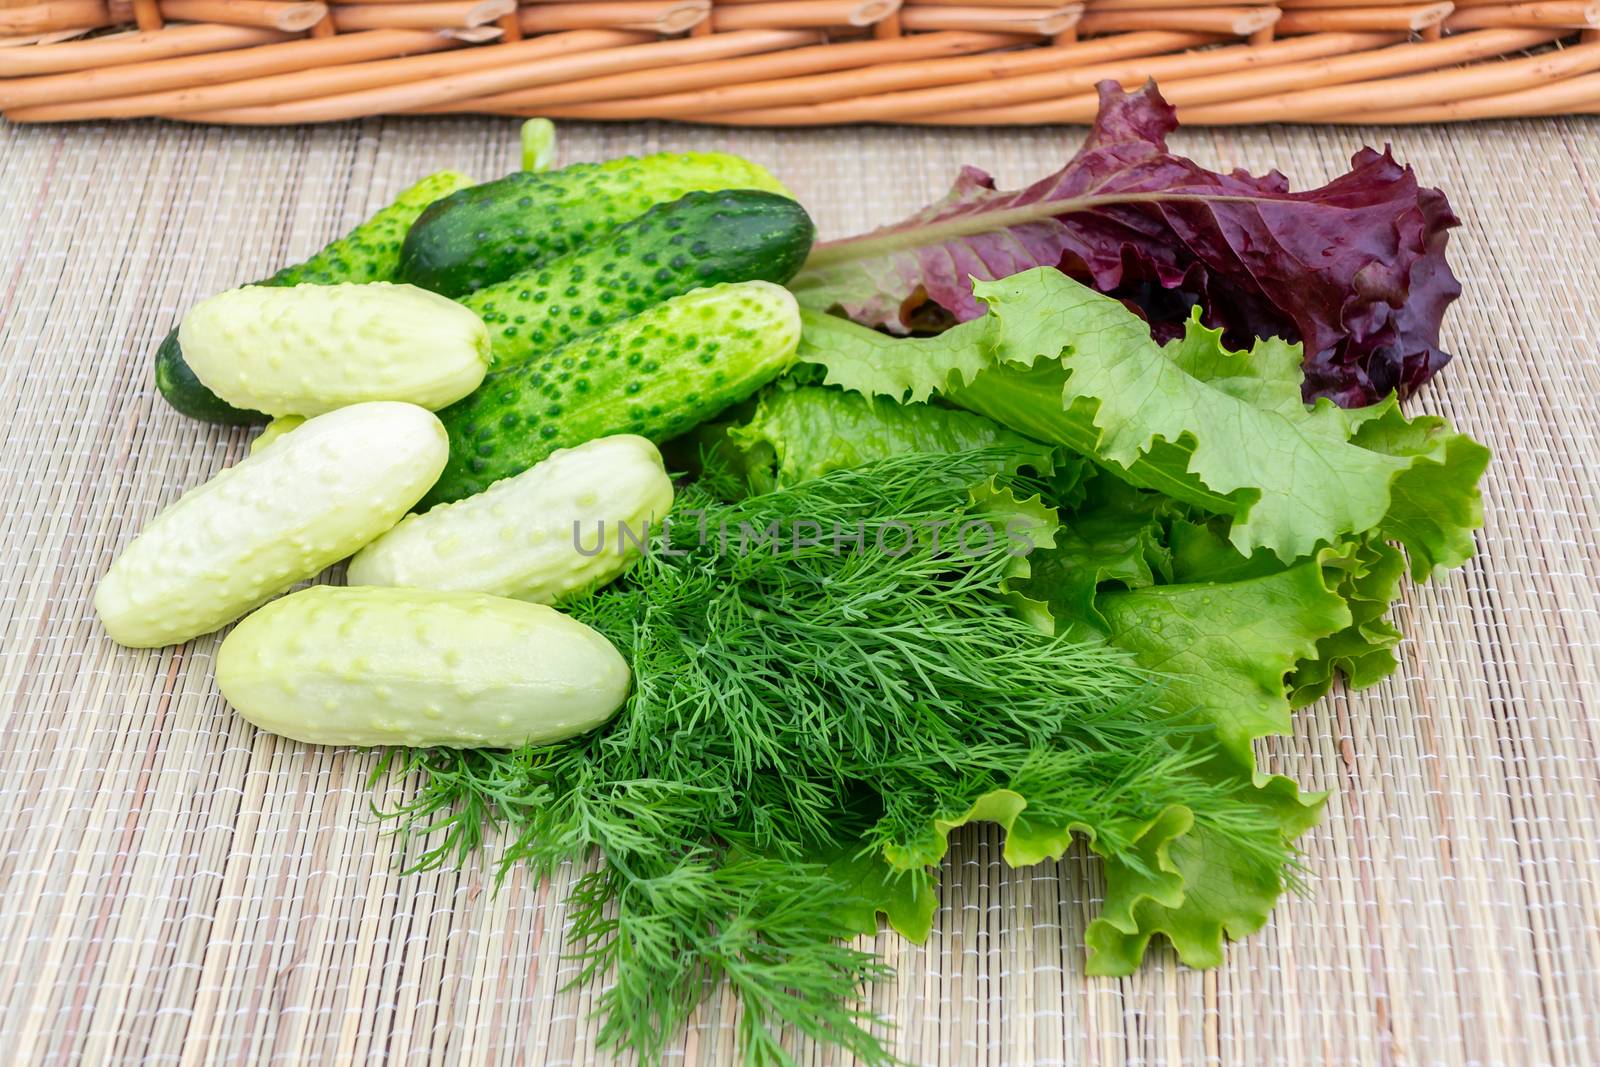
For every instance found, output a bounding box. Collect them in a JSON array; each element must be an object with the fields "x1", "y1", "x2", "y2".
[
  {"x1": 0, "y1": 2, "x2": 118, "y2": 35},
  {"x1": 427, "y1": 26, "x2": 1208, "y2": 114},
  {"x1": 1274, "y1": 3, "x2": 1453, "y2": 33},
  {"x1": 172, "y1": 26, "x2": 830, "y2": 121},
  {"x1": 0, "y1": 27, "x2": 450, "y2": 107},
  {"x1": 1178, "y1": 34, "x2": 1600, "y2": 120},
  {"x1": 1445, "y1": 2, "x2": 1600, "y2": 29},
  {"x1": 328, "y1": 1, "x2": 514, "y2": 31},
  {"x1": 165, "y1": 0, "x2": 330, "y2": 31},
  {"x1": 896, "y1": 5, "x2": 1081, "y2": 35},
  {"x1": 1329, "y1": 67, "x2": 1600, "y2": 118},
  {"x1": 4, "y1": 27, "x2": 830, "y2": 118},
  {"x1": 0, "y1": 25, "x2": 290, "y2": 76},
  {"x1": 642, "y1": 29, "x2": 1376, "y2": 122},
  {"x1": 412, "y1": 27, "x2": 1038, "y2": 111},
  {"x1": 2, "y1": 0, "x2": 1600, "y2": 122},
  {"x1": 925, "y1": 26, "x2": 1559, "y2": 121},
  {"x1": 5, "y1": 28, "x2": 638, "y2": 116},
  {"x1": 517, "y1": 1, "x2": 710, "y2": 33}
]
